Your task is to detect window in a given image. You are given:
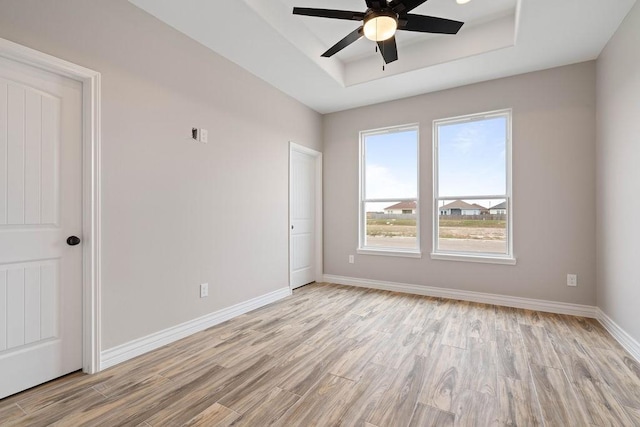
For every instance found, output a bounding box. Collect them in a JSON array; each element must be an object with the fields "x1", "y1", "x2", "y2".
[
  {"x1": 359, "y1": 125, "x2": 420, "y2": 257},
  {"x1": 432, "y1": 110, "x2": 514, "y2": 264}
]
